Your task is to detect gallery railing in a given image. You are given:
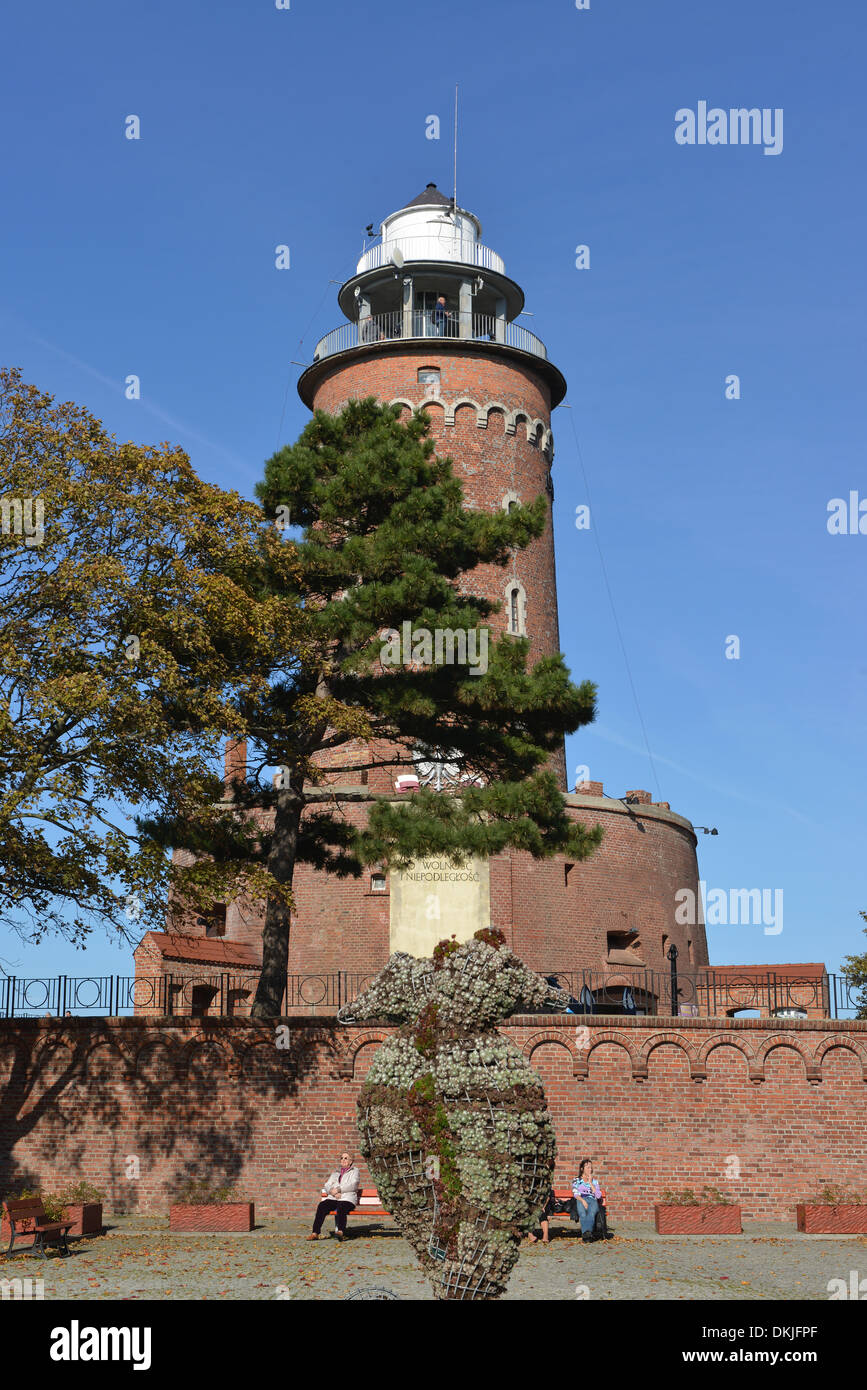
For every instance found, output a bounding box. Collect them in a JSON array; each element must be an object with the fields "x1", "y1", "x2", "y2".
[
  {"x1": 0, "y1": 970, "x2": 861, "y2": 1020},
  {"x1": 312, "y1": 311, "x2": 548, "y2": 364}
]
